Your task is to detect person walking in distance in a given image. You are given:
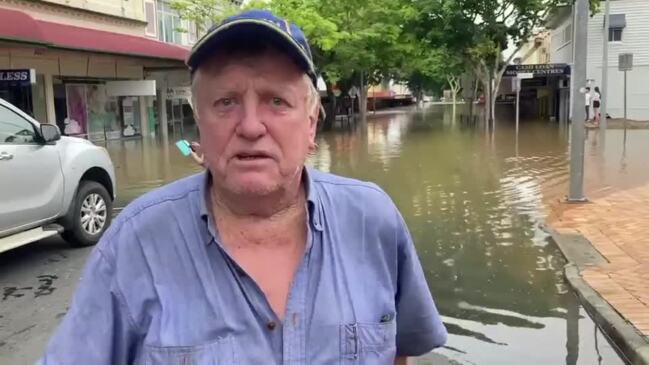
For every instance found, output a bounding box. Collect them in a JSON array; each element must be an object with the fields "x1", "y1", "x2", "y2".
[
  {"x1": 584, "y1": 86, "x2": 592, "y2": 121},
  {"x1": 592, "y1": 86, "x2": 602, "y2": 127}
]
